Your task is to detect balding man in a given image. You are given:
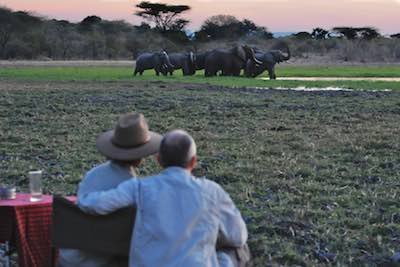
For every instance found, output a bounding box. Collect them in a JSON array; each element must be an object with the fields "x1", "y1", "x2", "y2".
[{"x1": 78, "y1": 130, "x2": 248, "y2": 267}]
